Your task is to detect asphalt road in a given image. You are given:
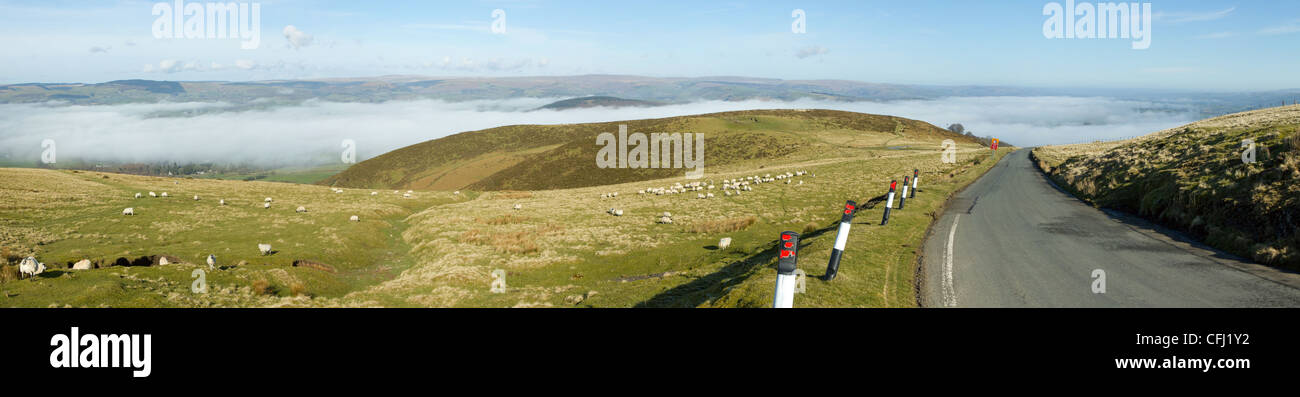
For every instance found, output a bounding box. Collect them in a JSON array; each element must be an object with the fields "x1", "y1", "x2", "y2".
[{"x1": 920, "y1": 149, "x2": 1300, "y2": 307}]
